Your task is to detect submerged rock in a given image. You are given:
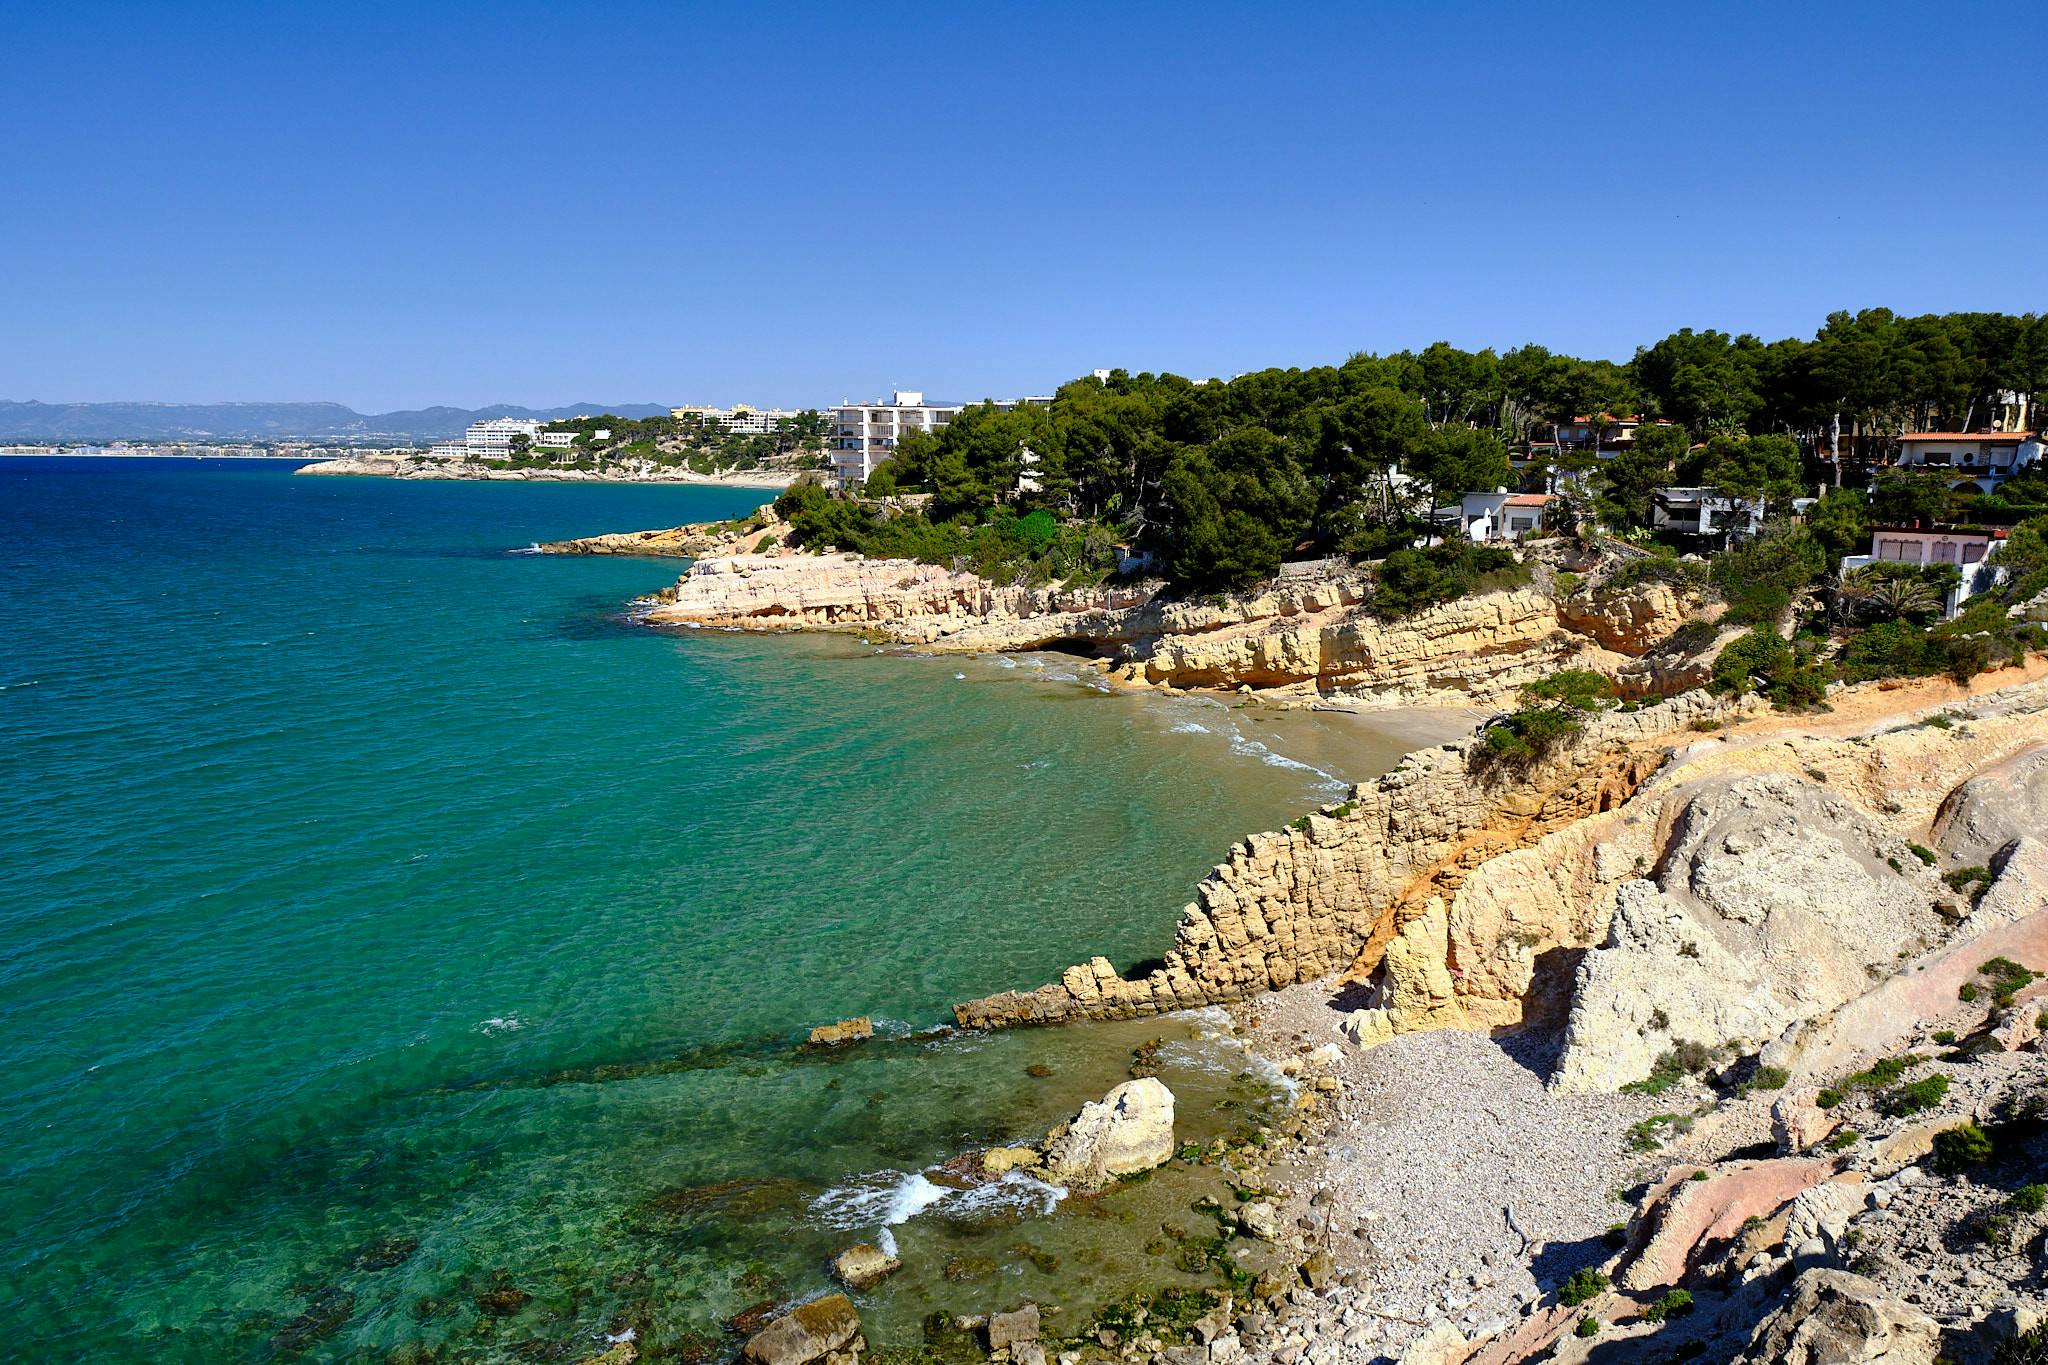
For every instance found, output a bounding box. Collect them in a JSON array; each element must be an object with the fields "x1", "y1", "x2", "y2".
[
  {"x1": 269, "y1": 1288, "x2": 354, "y2": 1355},
  {"x1": 831, "y1": 1243, "x2": 901, "y2": 1291},
  {"x1": 348, "y1": 1235, "x2": 419, "y2": 1271},
  {"x1": 743, "y1": 1294, "x2": 864, "y2": 1365},
  {"x1": 1039, "y1": 1078, "x2": 1176, "y2": 1191}
]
